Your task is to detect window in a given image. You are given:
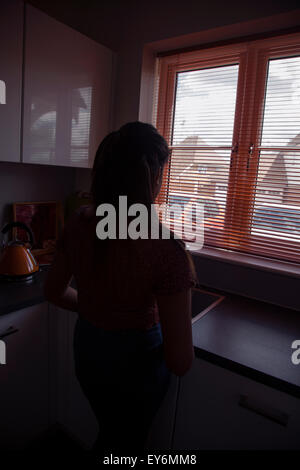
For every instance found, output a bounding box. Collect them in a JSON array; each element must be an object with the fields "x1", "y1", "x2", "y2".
[
  {"x1": 155, "y1": 33, "x2": 300, "y2": 264},
  {"x1": 0, "y1": 79, "x2": 6, "y2": 104},
  {"x1": 71, "y1": 86, "x2": 92, "y2": 164}
]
